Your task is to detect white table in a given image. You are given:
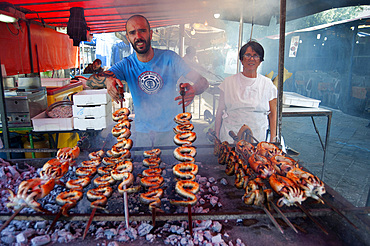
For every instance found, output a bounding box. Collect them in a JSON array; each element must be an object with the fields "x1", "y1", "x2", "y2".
[{"x1": 282, "y1": 106, "x2": 332, "y2": 179}]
